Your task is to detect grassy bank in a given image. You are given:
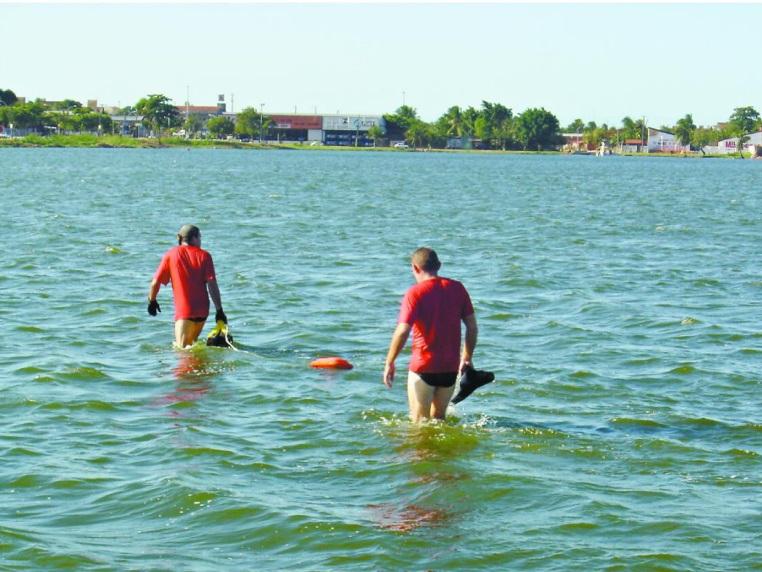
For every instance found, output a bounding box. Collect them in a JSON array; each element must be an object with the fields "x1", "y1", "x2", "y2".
[
  {"x1": 1, "y1": 134, "x2": 753, "y2": 158},
  {"x1": 0, "y1": 134, "x2": 562, "y2": 154}
]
